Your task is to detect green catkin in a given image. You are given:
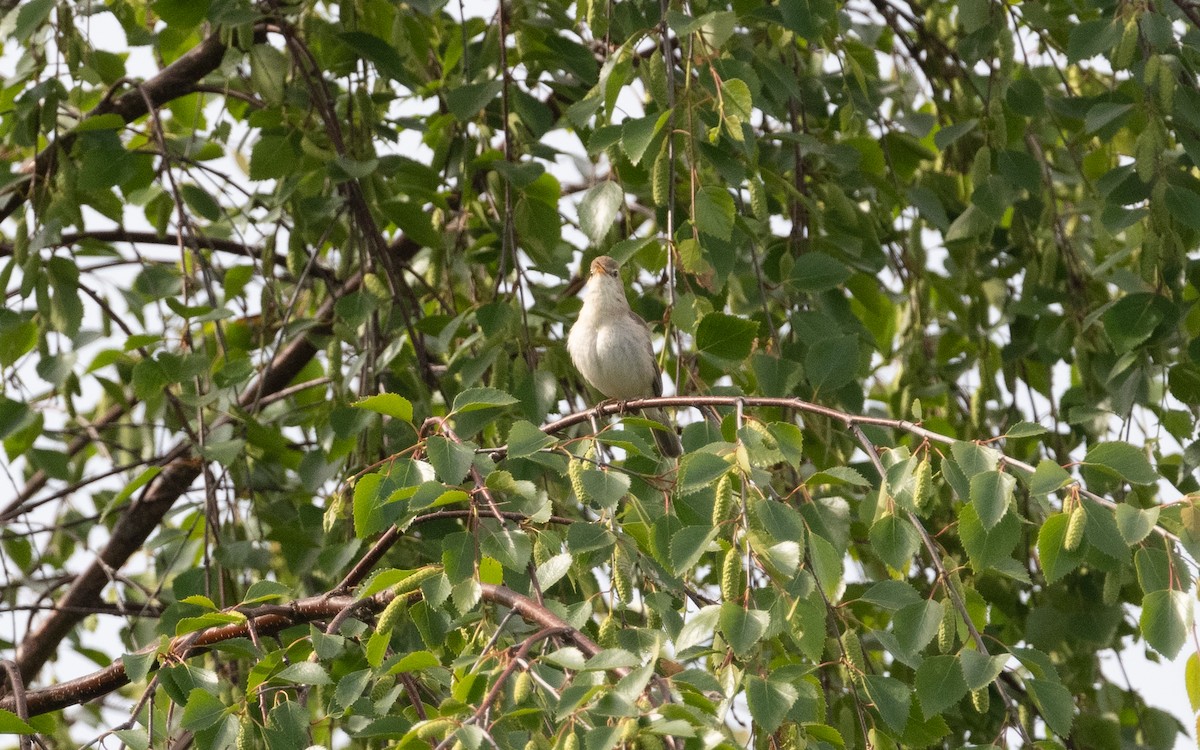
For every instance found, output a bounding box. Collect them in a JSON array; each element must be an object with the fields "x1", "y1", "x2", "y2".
[
  {"x1": 720, "y1": 545, "x2": 743, "y2": 601},
  {"x1": 971, "y1": 686, "x2": 990, "y2": 713},
  {"x1": 749, "y1": 178, "x2": 768, "y2": 220},
  {"x1": 938, "y1": 599, "x2": 956, "y2": 653},
  {"x1": 841, "y1": 630, "x2": 865, "y2": 684},
  {"x1": 1064, "y1": 505, "x2": 1086, "y2": 552},
  {"x1": 712, "y1": 473, "x2": 735, "y2": 525},
  {"x1": 568, "y1": 455, "x2": 588, "y2": 503},
  {"x1": 512, "y1": 671, "x2": 532, "y2": 704},
  {"x1": 1103, "y1": 570, "x2": 1122, "y2": 605},
  {"x1": 612, "y1": 546, "x2": 634, "y2": 603},
  {"x1": 598, "y1": 613, "x2": 620, "y2": 646},
  {"x1": 912, "y1": 458, "x2": 932, "y2": 512},
  {"x1": 651, "y1": 141, "x2": 671, "y2": 208}
]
